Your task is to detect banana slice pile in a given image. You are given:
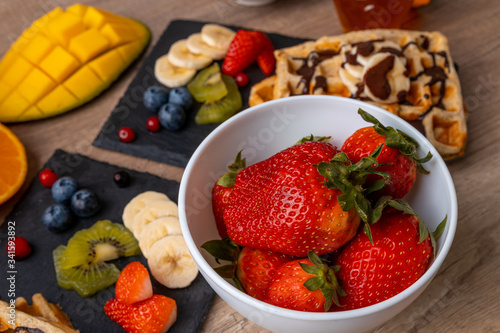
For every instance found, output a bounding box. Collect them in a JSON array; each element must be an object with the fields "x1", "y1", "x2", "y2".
[
  {"x1": 155, "y1": 24, "x2": 236, "y2": 88},
  {"x1": 122, "y1": 191, "x2": 198, "y2": 289}
]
